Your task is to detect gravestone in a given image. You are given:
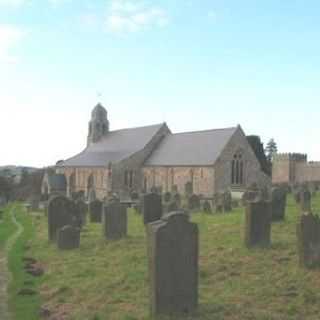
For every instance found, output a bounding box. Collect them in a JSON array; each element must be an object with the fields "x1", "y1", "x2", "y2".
[
  {"x1": 88, "y1": 189, "x2": 96, "y2": 203},
  {"x1": 222, "y1": 191, "x2": 232, "y2": 212},
  {"x1": 185, "y1": 182, "x2": 193, "y2": 197},
  {"x1": 163, "y1": 200, "x2": 178, "y2": 214},
  {"x1": 271, "y1": 187, "x2": 287, "y2": 221},
  {"x1": 202, "y1": 200, "x2": 212, "y2": 213},
  {"x1": 47, "y1": 196, "x2": 75, "y2": 242},
  {"x1": 299, "y1": 189, "x2": 312, "y2": 213},
  {"x1": 245, "y1": 200, "x2": 272, "y2": 248},
  {"x1": 130, "y1": 191, "x2": 139, "y2": 201},
  {"x1": 172, "y1": 185, "x2": 178, "y2": 194},
  {"x1": 242, "y1": 183, "x2": 260, "y2": 205},
  {"x1": 163, "y1": 192, "x2": 172, "y2": 203},
  {"x1": 188, "y1": 194, "x2": 200, "y2": 211},
  {"x1": 57, "y1": 225, "x2": 80, "y2": 250},
  {"x1": 213, "y1": 193, "x2": 223, "y2": 213},
  {"x1": 297, "y1": 212, "x2": 320, "y2": 268},
  {"x1": 89, "y1": 199, "x2": 103, "y2": 223},
  {"x1": 173, "y1": 193, "x2": 181, "y2": 208},
  {"x1": 147, "y1": 211, "x2": 198, "y2": 316},
  {"x1": 103, "y1": 202, "x2": 127, "y2": 240},
  {"x1": 142, "y1": 193, "x2": 162, "y2": 225},
  {"x1": 75, "y1": 200, "x2": 88, "y2": 228}
]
